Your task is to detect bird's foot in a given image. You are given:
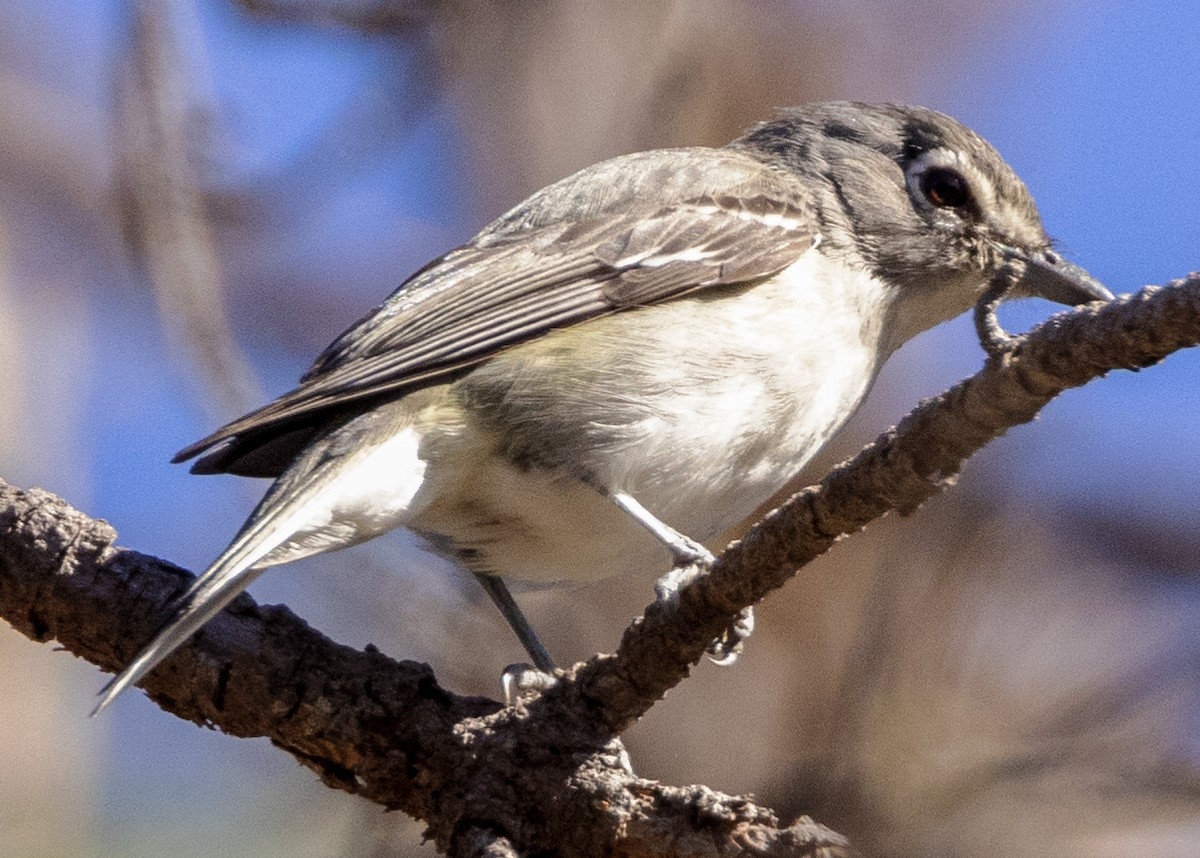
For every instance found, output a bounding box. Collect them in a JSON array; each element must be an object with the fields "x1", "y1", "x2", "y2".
[
  {"x1": 500, "y1": 662, "x2": 558, "y2": 706},
  {"x1": 706, "y1": 605, "x2": 755, "y2": 665},
  {"x1": 653, "y1": 550, "x2": 755, "y2": 665},
  {"x1": 612, "y1": 492, "x2": 755, "y2": 664},
  {"x1": 652, "y1": 540, "x2": 716, "y2": 601}
]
